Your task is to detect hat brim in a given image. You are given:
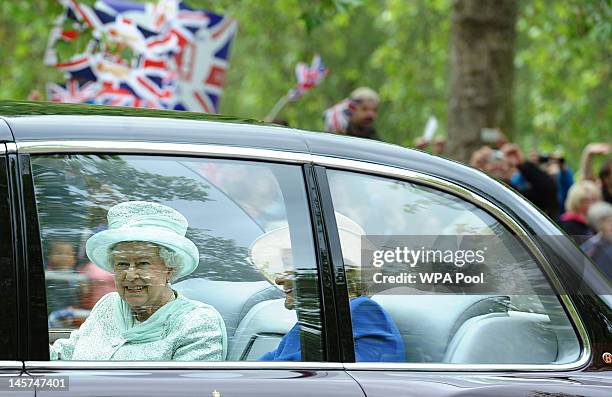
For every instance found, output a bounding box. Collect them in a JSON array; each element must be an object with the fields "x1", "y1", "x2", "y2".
[
  {"x1": 249, "y1": 224, "x2": 371, "y2": 286},
  {"x1": 86, "y1": 227, "x2": 199, "y2": 282}
]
